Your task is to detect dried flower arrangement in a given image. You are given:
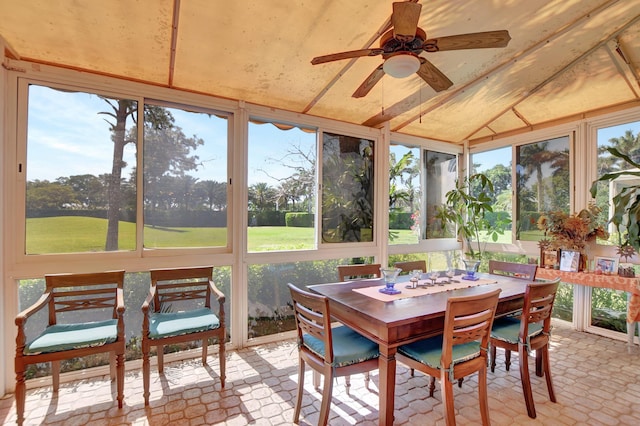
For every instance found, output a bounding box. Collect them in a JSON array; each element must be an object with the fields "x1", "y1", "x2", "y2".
[{"x1": 536, "y1": 203, "x2": 609, "y2": 254}]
